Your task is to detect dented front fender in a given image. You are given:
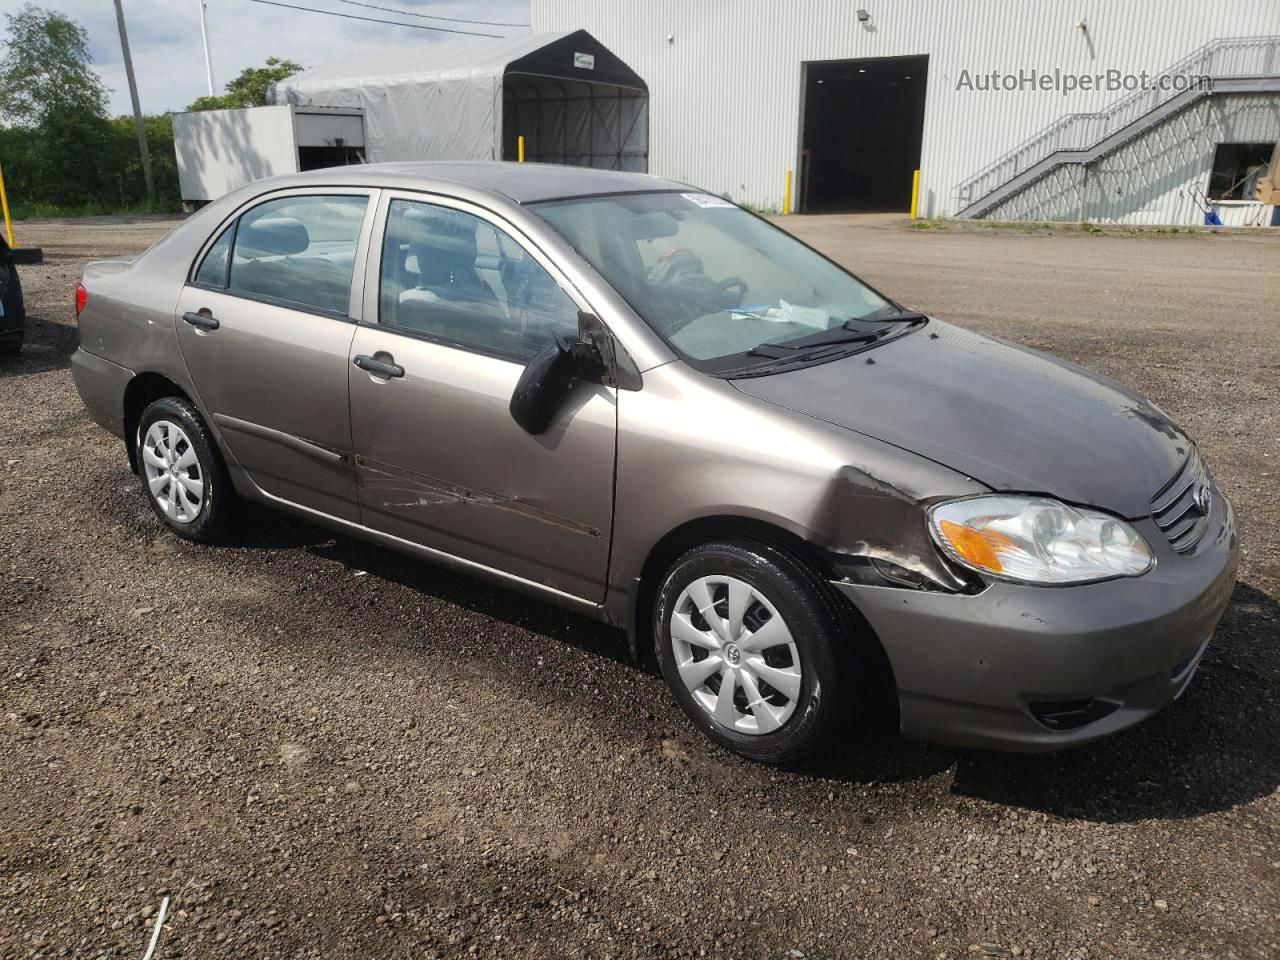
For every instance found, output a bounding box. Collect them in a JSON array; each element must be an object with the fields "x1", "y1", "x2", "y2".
[{"x1": 607, "y1": 362, "x2": 989, "y2": 619}]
